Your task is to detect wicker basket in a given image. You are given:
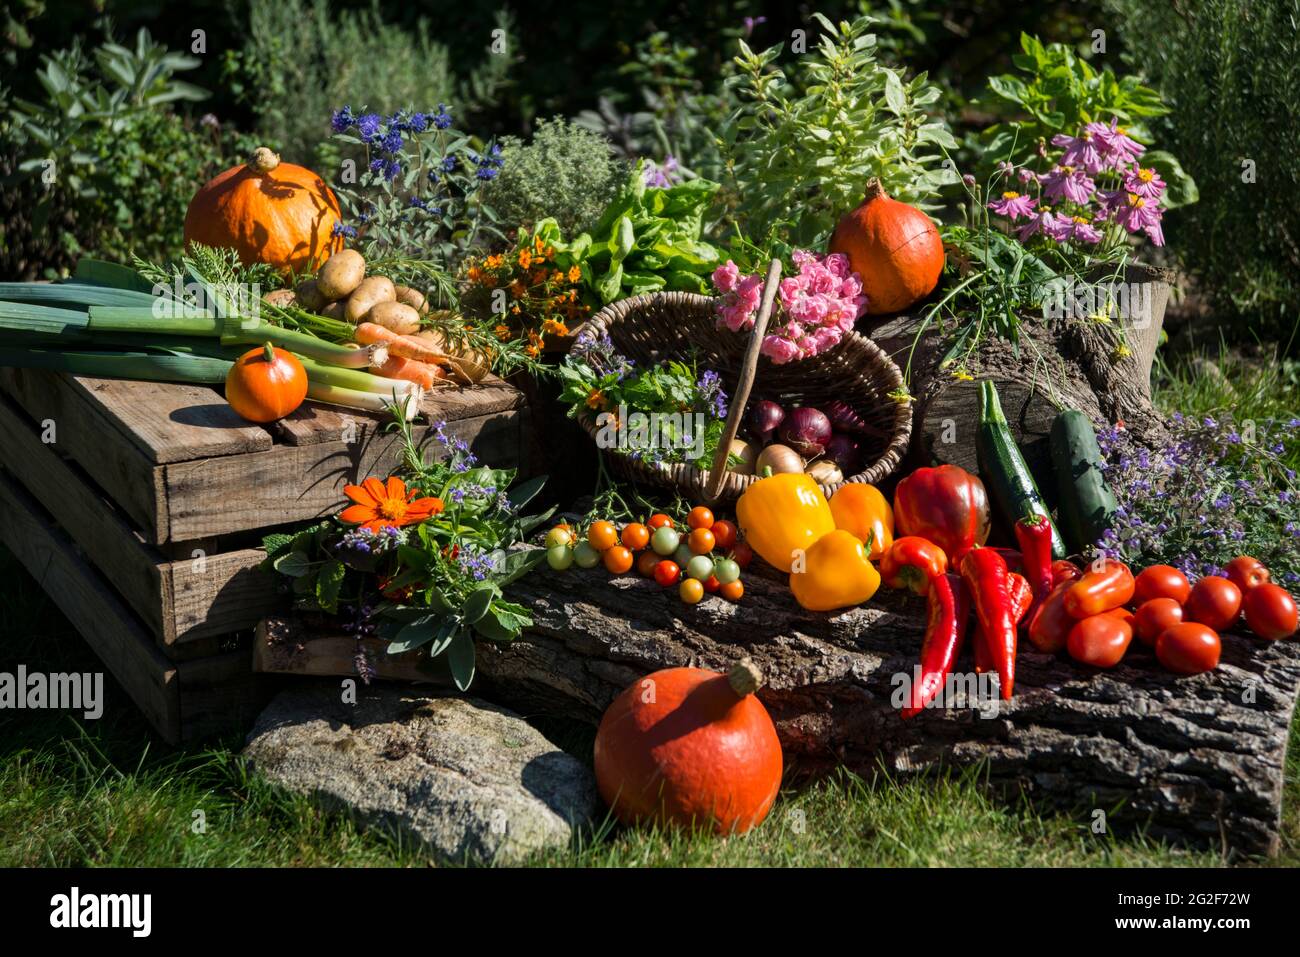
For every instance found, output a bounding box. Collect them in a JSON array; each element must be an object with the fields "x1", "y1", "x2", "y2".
[{"x1": 571, "y1": 261, "x2": 911, "y2": 504}]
